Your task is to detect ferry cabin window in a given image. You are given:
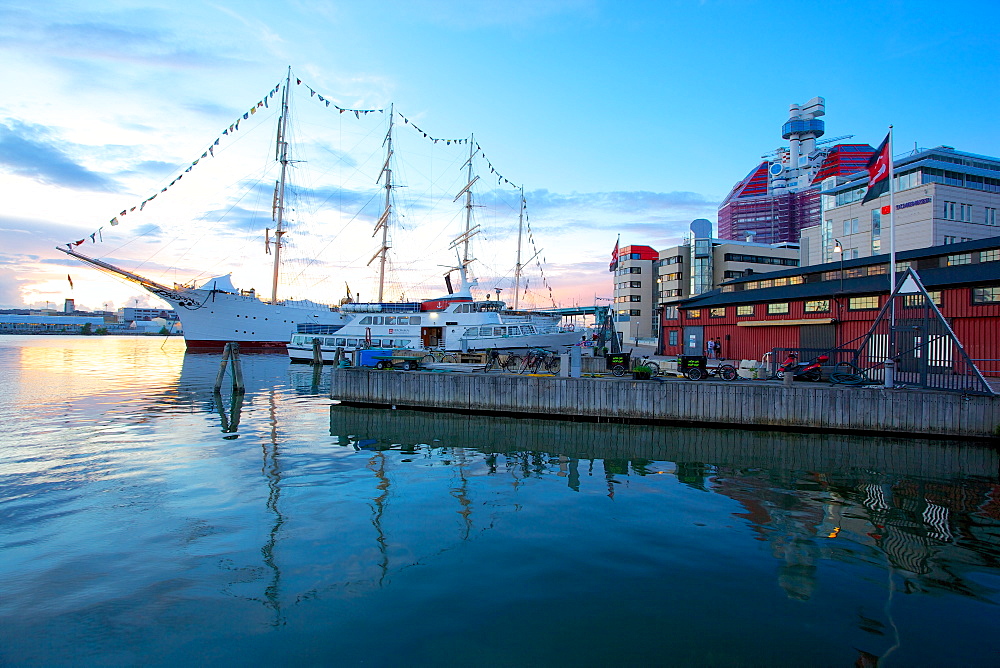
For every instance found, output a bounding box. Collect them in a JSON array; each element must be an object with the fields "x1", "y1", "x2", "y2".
[
  {"x1": 464, "y1": 327, "x2": 479, "y2": 337},
  {"x1": 767, "y1": 302, "x2": 789, "y2": 315},
  {"x1": 494, "y1": 327, "x2": 505, "y2": 336},
  {"x1": 369, "y1": 339, "x2": 381, "y2": 347},
  {"x1": 372, "y1": 316, "x2": 383, "y2": 325},
  {"x1": 710, "y1": 308, "x2": 725, "y2": 318},
  {"x1": 325, "y1": 338, "x2": 337, "y2": 346},
  {"x1": 508, "y1": 326, "x2": 520, "y2": 335},
  {"x1": 336, "y1": 338, "x2": 346, "y2": 346},
  {"x1": 804, "y1": 300, "x2": 830, "y2": 313},
  {"x1": 668, "y1": 330, "x2": 678, "y2": 346},
  {"x1": 522, "y1": 325, "x2": 535, "y2": 334},
  {"x1": 409, "y1": 316, "x2": 421, "y2": 325},
  {"x1": 347, "y1": 338, "x2": 359, "y2": 346},
  {"x1": 848, "y1": 296, "x2": 880, "y2": 310},
  {"x1": 479, "y1": 326, "x2": 492, "y2": 336},
  {"x1": 385, "y1": 316, "x2": 396, "y2": 325},
  {"x1": 972, "y1": 287, "x2": 1000, "y2": 304},
  {"x1": 360, "y1": 316, "x2": 372, "y2": 324},
  {"x1": 737, "y1": 305, "x2": 754, "y2": 316}
]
